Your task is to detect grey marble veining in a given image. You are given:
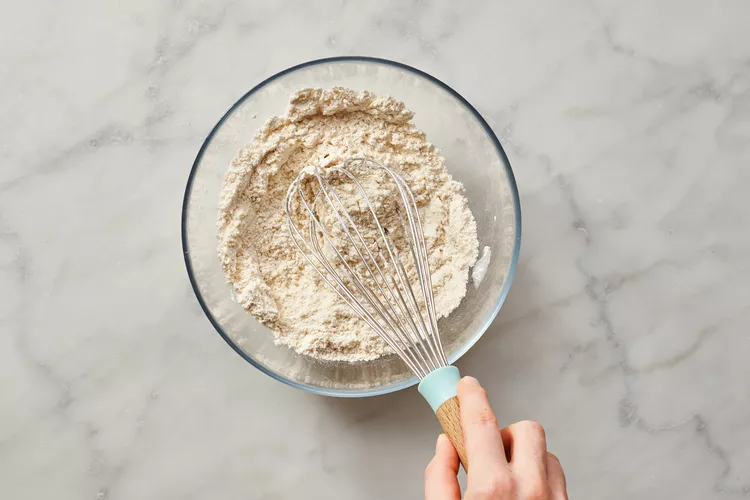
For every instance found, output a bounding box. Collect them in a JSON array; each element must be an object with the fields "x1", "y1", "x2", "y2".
[{"x1": 2, "y1": 0, "x2": 749, "y2": 498}]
